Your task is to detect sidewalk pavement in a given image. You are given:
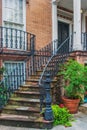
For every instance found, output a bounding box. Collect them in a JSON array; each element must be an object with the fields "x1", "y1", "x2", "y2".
[{"x1": 0, "y1": 112, "x2": 87, "y2": 130}]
